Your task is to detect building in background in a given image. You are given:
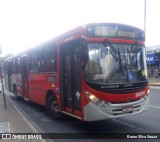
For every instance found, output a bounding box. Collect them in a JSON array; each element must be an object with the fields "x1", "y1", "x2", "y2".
[{"x1": 146, "y1": 45, "x2": 160, "y2": 78}]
